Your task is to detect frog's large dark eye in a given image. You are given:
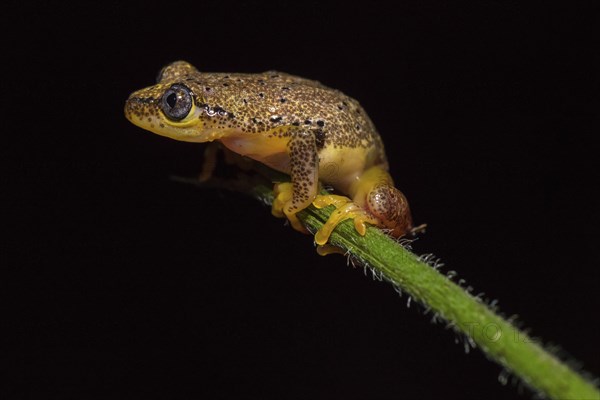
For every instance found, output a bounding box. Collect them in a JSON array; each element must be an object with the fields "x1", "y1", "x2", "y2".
[{"x1": 161, "y1": 84, "x2": 193, "y2": 121}]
